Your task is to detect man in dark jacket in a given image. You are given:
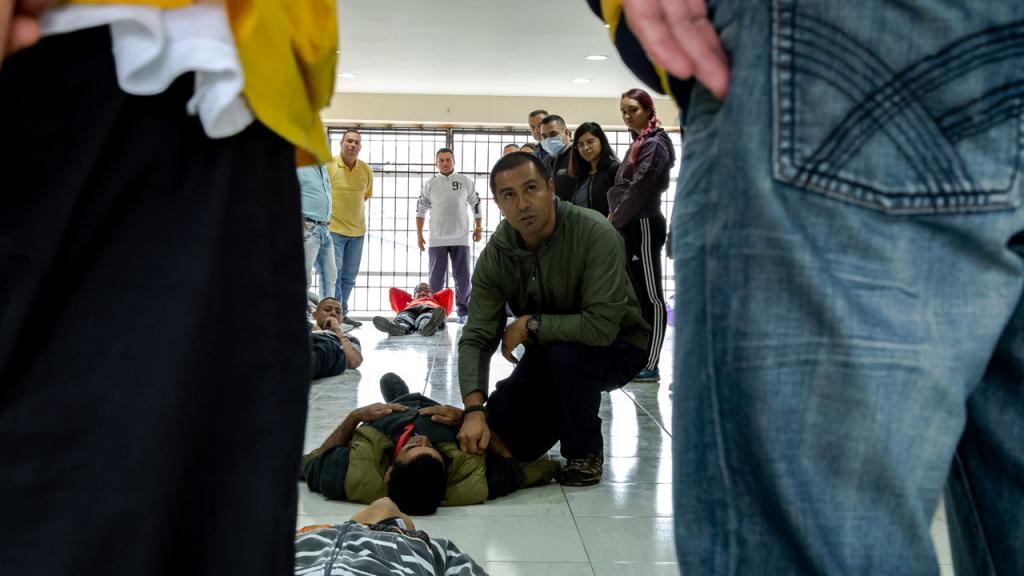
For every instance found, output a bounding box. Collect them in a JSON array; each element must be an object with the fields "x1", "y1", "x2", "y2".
[
  {"x1": 539, "y1": 114, "x2": 576, "y2": 201},
  {"x1": 301, "y1": 374, "x2": 559, "y2": 515},
  {"x1": 456, "y1": 153, "x2": 650, "y2": 486}
]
